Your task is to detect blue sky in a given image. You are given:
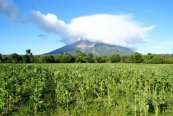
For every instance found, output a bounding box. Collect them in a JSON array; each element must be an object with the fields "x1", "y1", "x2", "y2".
[{"x1": 0, "y1": 0, "x2": 173, "y2": 54}]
